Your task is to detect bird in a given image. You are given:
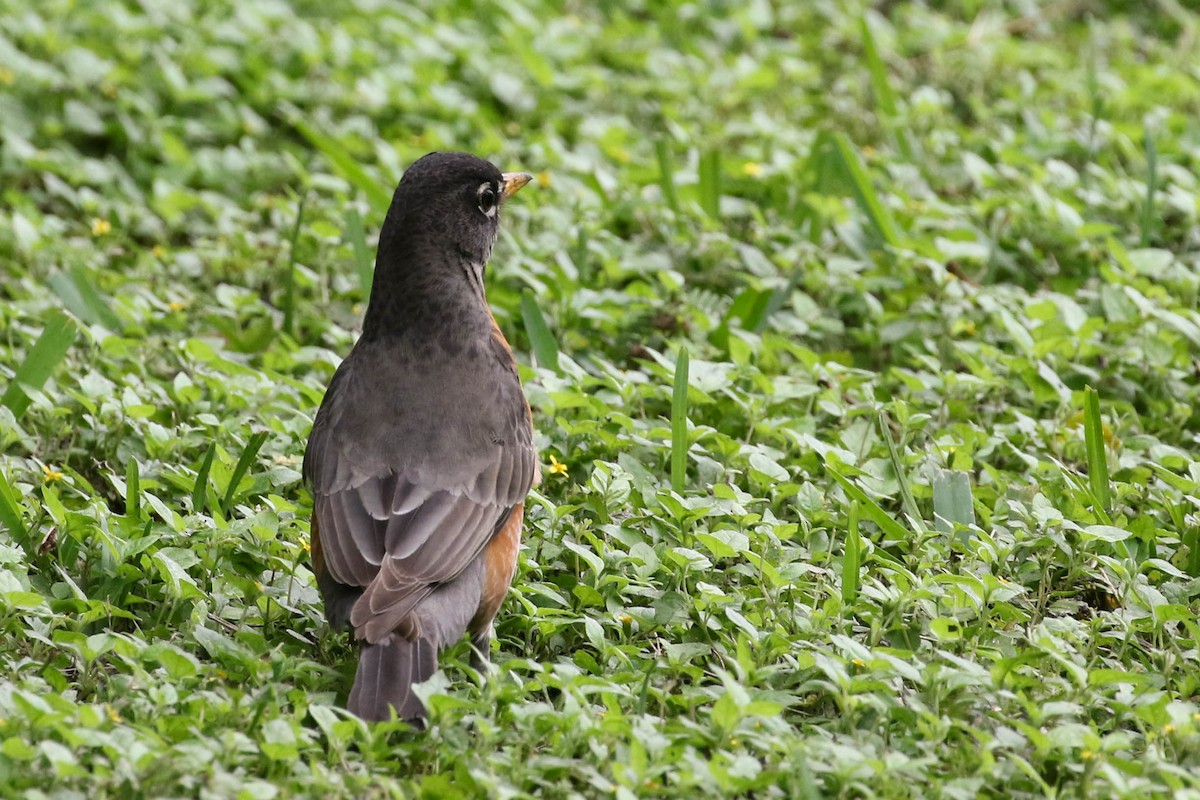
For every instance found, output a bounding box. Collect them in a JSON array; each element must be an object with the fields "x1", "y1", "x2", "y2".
[{"x1": 303, "y1": 151, "x2": 538, "y2": 724}]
